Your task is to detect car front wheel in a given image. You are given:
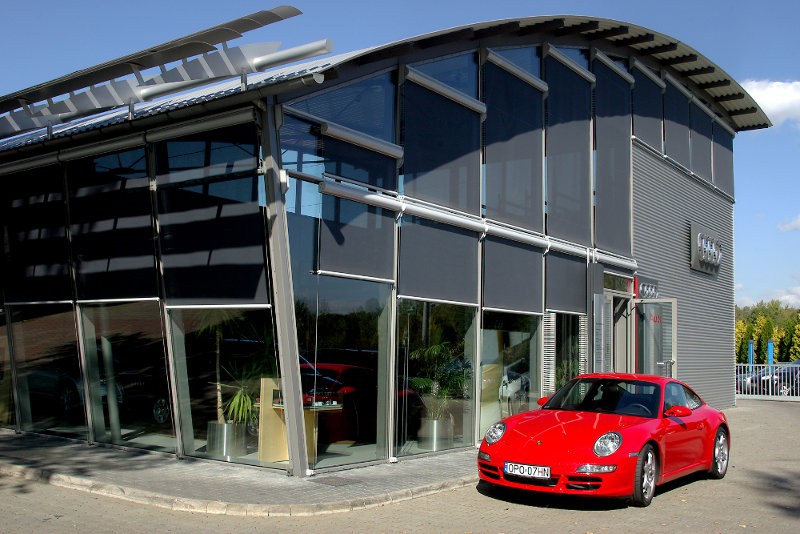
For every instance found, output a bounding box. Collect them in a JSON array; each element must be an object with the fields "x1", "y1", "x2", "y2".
[
  {"x1": 631, "y1": 443, "x2": 658, "y2": 507},
  {"x1": 709, "y1": 427, "x2": 729, "y2": 479}
]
